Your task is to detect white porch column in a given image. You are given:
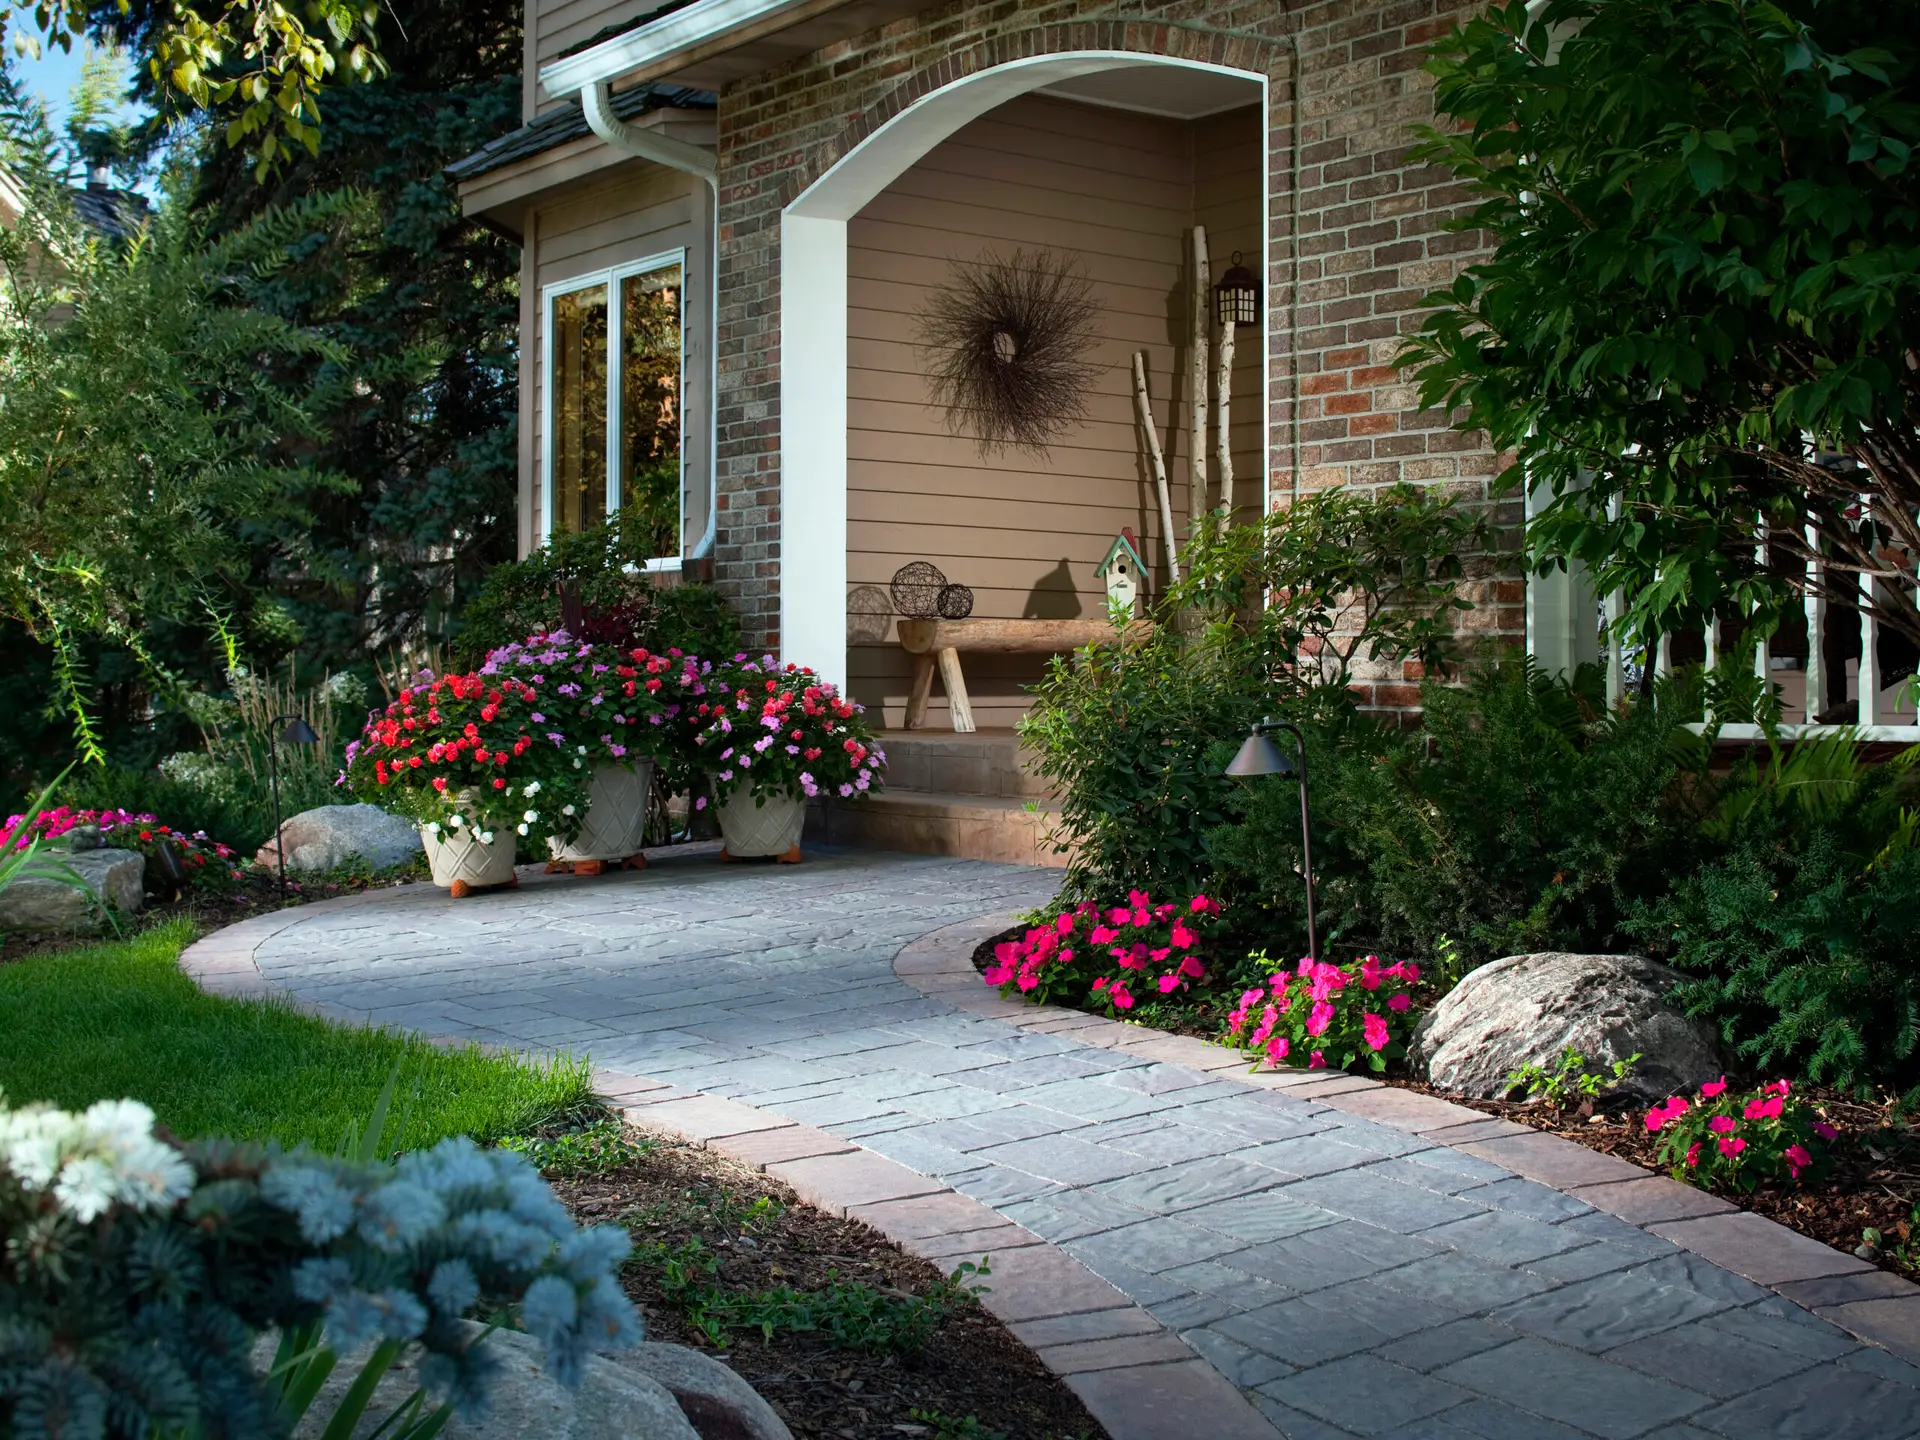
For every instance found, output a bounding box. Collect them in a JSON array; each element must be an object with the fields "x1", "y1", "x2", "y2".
[{"x1": 778, "y1": 213, "x2": 849, "y2": 688}]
